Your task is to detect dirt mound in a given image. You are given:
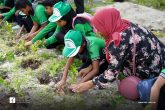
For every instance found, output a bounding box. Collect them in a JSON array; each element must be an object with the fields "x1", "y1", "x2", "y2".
[
  {"x1": 21, "y1": 59, "x2": 42, "y2": 70},
  {"x1": 37, "y1": 70, "x2": 51, "y2": 84}
]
